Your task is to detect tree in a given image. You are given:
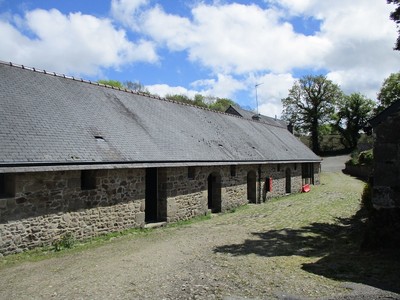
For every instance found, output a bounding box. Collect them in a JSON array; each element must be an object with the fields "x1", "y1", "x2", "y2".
[
  {"x1": 165, "y1": 94, "x2": 192, "y2": 105},
  {"x1": 193, "y1": 94, "x2": 208, "y2": 108},
  {"x1": 377, "y1": 72, "x2": 400, "y2": 112},
  {"x1": 208, "y1": 97, "x2": 236, "y2": 112},
  {"x1": 124, "y1": 81, "x2": 150, "y2": 94},
  {"x1": 98, "y1": 79, "x2": 124, "y2": 89},
  {"x1": 282, "y1": 75, "x2": 343, "y2": 154},
  {"x1": 388, "y1": 0, "x2": 400, "y2": 50},
  {"x1": 333, "y1": 93, "x2": 376, "y2": 150}
]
